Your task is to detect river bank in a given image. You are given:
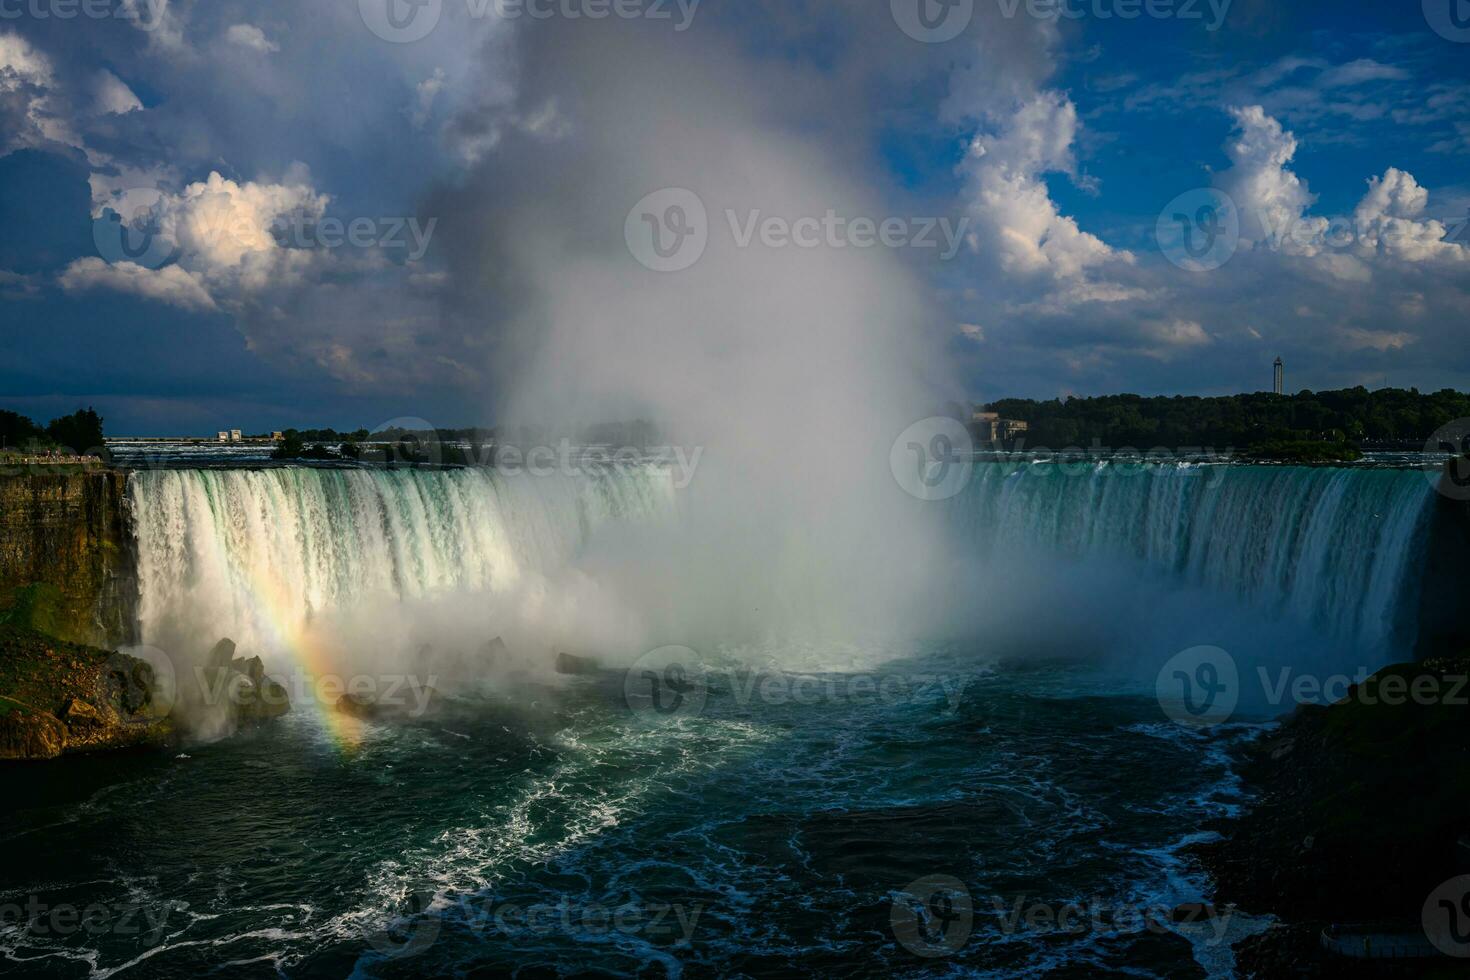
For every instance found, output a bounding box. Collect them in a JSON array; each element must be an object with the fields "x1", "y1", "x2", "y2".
[
  {"x1": 0, "y1": 623, "x2": 174, "y2": 760},
  {"x1": 1197, "y1": 656, "x2": 1470, "y2": 976}
]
